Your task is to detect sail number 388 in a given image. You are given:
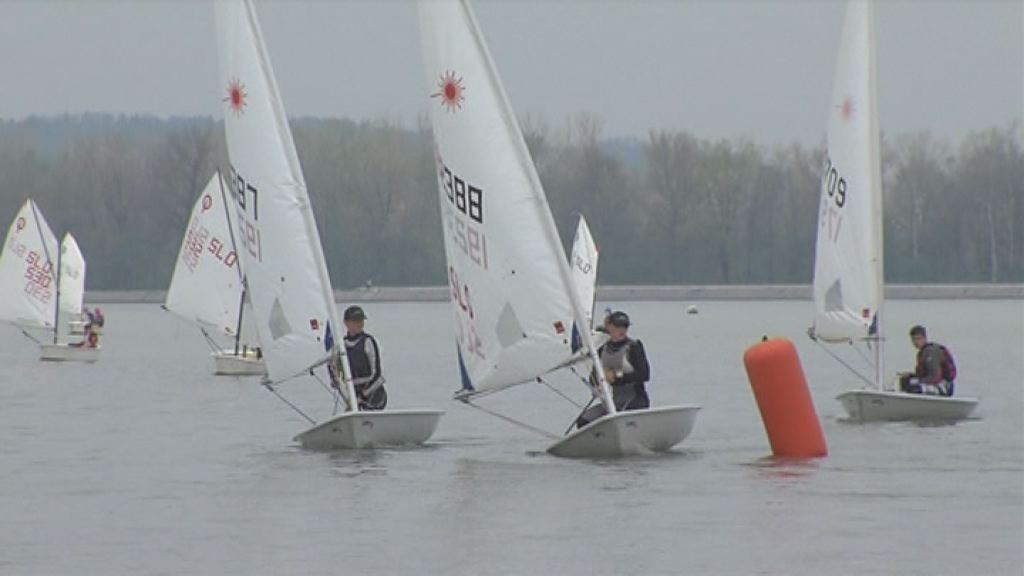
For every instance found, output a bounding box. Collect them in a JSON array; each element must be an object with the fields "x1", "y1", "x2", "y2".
[{"x1": 439, "y1": 162, "x2": 483, "y2": 224}]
